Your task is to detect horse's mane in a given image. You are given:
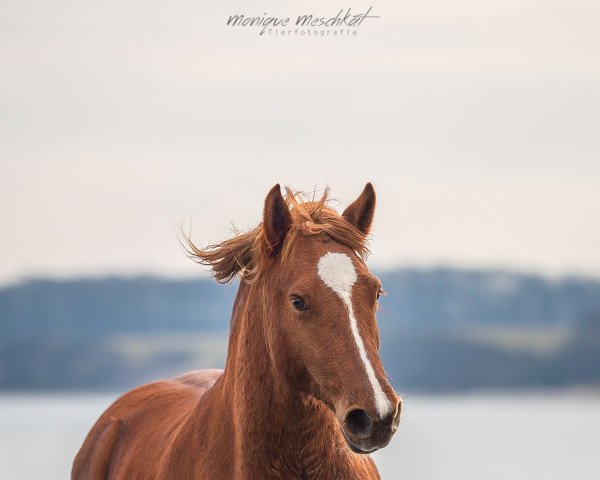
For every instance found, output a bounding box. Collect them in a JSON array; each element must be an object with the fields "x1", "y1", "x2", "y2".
[{"x1": 182, "y1": 188, "x2": 370, "y2": 283}]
